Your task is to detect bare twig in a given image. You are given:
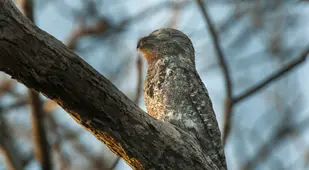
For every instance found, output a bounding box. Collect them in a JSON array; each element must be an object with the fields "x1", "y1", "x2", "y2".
[
  {"x1": 243, "y1": 111, "x2": 309, "y2": 170},
  {"x1": 21, "y1": 153, "x2": 34, "y2": 168},
  {"x1": 165, "y1": 0, "x2": 184, "y2": 28},
  {"x1": 120, "y1": 1, "x2": 190, "y2": 27},
  {"x1": 66, "y1": 18, "x2": 111, "y2": 50},
  {"x1": 29, "y1": 91, "x2": 53, "y2": 170},
  {"x1": 19, "y1": 0, "x2": 53, "y2": 169},
  {"x1": 17, "y1": 0, "x2": 34, "y2": 21},
  {"x1": 110, "y1": 157, "x2": 121, "y2": 170},
  {"x1": 196, "y1": 0, "x2": 309, "y2": 146},
  {"x1": 134, "y1": 54, "x2": 143, "y2": 104},
  {"x1": 47, "y1": 113, "x2": 71, "y2": 170},
  {"x1": 196, "y1": 0, "x2": 233, "y2": 145},
  {"x1": 0, "y1": 80, "x2": 15, "y2": 97},
  {"x1": 0, "y1": 115, "x2": 23, "y2": 170},
  {"x1": 234, "y1": 45, "x2": 309, "y2": 103},
  {"x1": 66, "y1": 1, "x2": 191, "y2": 50},
  {"x1": 0, "y1": 99, "x2": 34, "y2": 168}
]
